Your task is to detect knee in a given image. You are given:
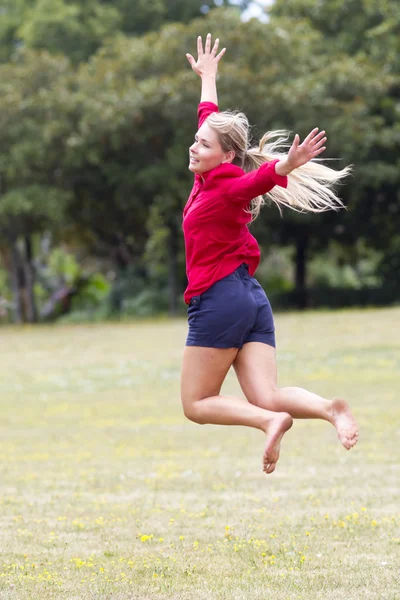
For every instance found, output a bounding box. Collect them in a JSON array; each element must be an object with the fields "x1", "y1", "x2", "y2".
[
  {"x1": 252, "y1": 385, "x2": 279, "y2": 409},
  {"x1": 267, "y1": 385, "x2": 279, "y2": 400},
  {"x1": 265, "y1": 386, "x2": 281, "y2": 408},
  {"x1": 181, "y1": 398, "x2": 205, "y2": 425}
]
